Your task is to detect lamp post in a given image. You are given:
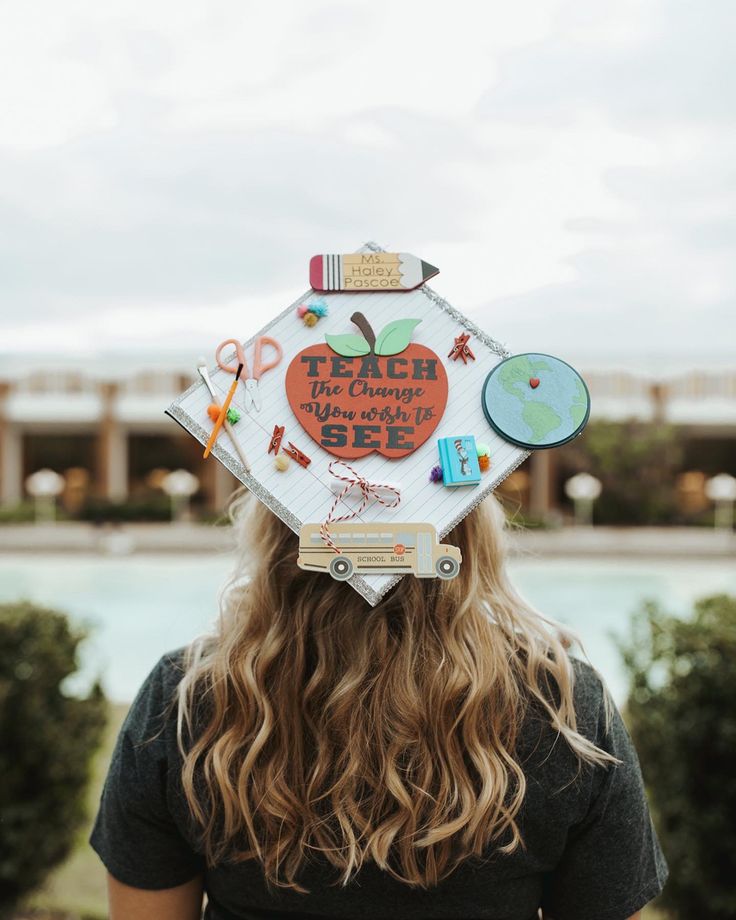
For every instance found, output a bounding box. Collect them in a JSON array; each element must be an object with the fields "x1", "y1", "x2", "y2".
[
  {"x1": 25, "y1": 469, "x2": 65, "y2": 524},
  {"x1": 161, "y1": 469, "x2": 200, "y2": 523},
  {"x1": 705, "y1": 473, "x2": 736, "y2": 531},
  {"x1": 564, "y1": 472, "x2": 602, "y2": 527}
]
